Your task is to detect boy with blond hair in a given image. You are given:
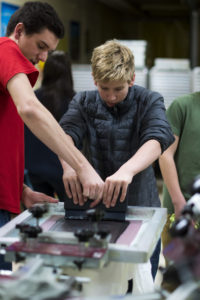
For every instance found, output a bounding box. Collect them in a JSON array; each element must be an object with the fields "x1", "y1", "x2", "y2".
[{"x1": 60, "y1": 39, "x2": 174, "y2": 279}]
